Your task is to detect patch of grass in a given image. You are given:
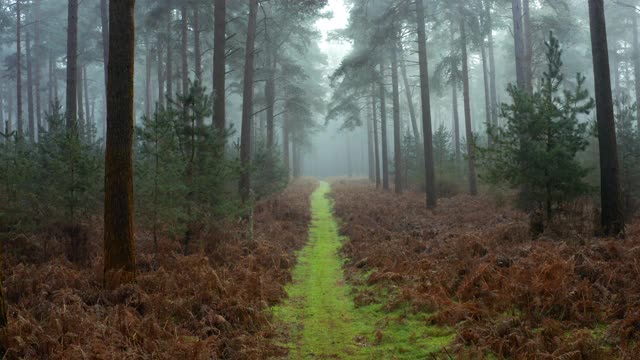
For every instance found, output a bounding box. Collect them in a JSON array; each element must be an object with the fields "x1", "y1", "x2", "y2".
[{"x1": 272, "y1": 182, "x2": 454, "y2": 359}]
